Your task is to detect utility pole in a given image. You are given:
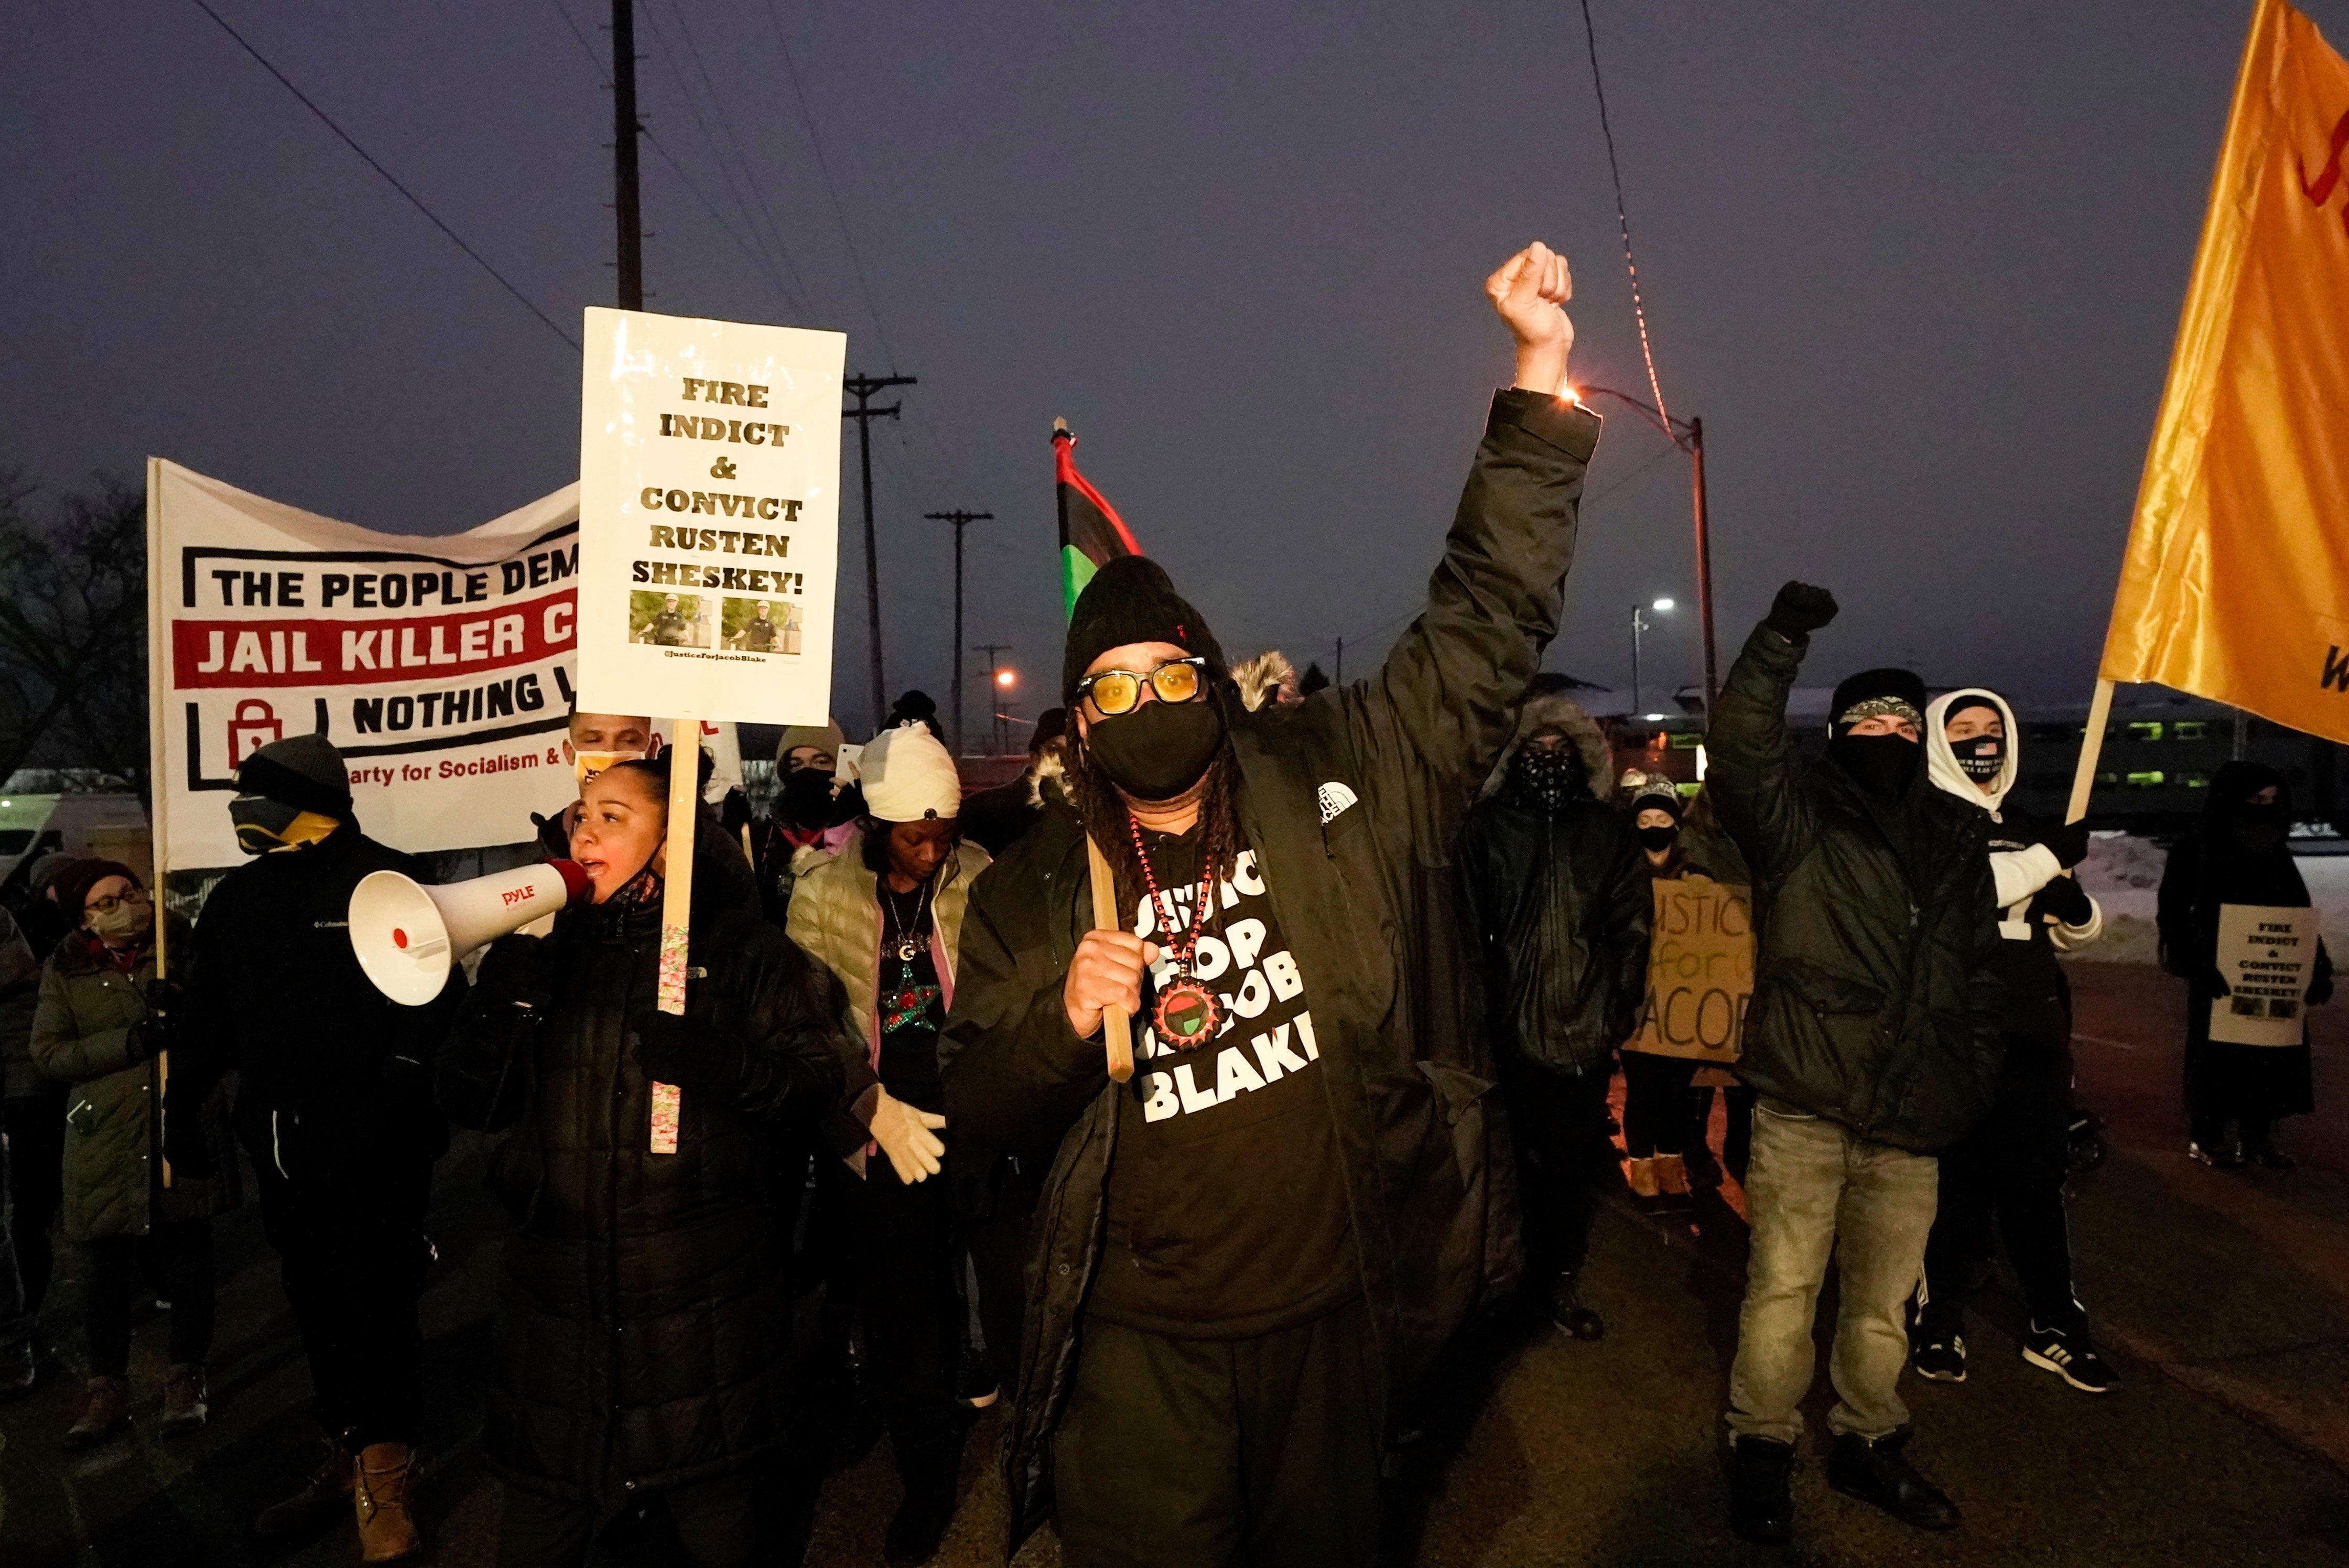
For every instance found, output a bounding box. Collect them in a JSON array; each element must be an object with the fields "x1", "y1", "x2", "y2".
[
  {"x1": 1582, "y1": 386, "x2": 1721, "y2": 717},
  {"x1": 844, "y1": 374, "x2": 916, "y2": 729},
  {"x1": 1335, "y1": 636, "x2": 1344, "y2": 686},
  {"x1": 972, "y1": 642, "x2": 1014, "y2": 754},
  {"x1": 610, "y1": 0, "x2": 643, "y2": 311},
  {"x1": 924, "y1": 509, "x2": 995, "y2": 754}
]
